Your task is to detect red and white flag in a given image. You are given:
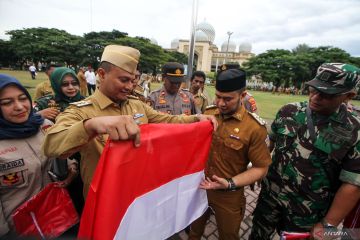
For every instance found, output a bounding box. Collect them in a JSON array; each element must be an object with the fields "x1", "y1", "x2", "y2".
[{"x1": 78, "y1": 121, "x2": 213, "y2": 240}]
